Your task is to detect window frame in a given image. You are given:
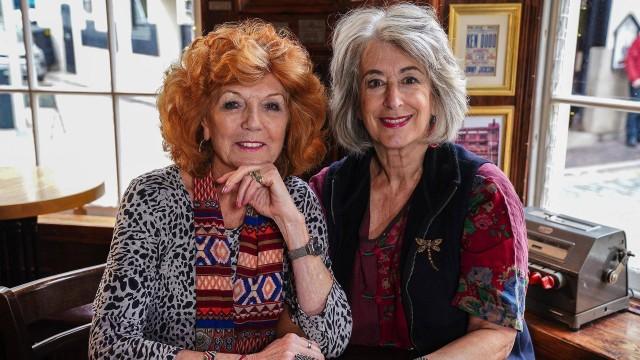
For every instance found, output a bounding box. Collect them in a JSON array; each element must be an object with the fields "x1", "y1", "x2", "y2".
[
  {"x1": 530, "y1": 0, "x2": 640, "y2": 294},
  {"x1": 3, "y1": 0, "x2": 201, "y2": 208}
]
